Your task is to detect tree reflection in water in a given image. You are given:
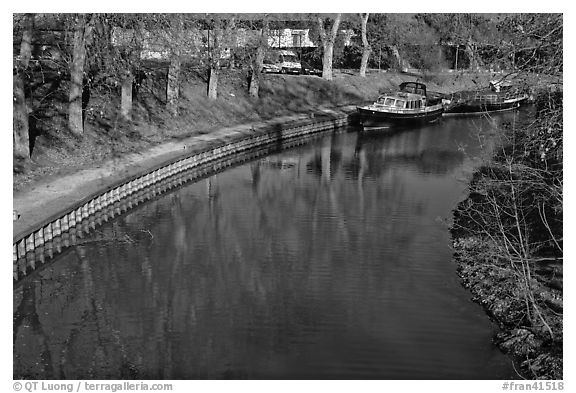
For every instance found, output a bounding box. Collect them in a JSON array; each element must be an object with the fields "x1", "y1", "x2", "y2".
[{"x1": 14, "y1": 111, "x2": 523, "y2": 379}]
